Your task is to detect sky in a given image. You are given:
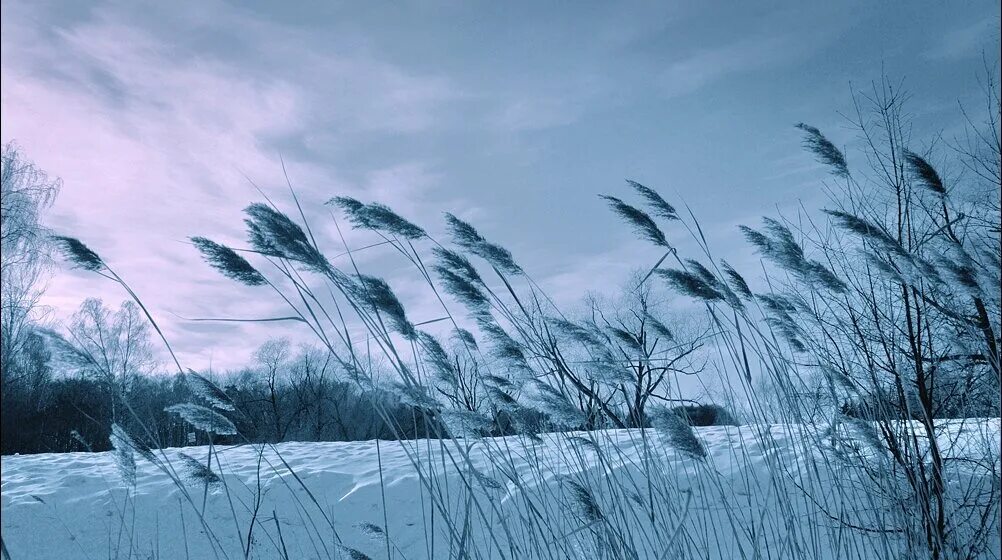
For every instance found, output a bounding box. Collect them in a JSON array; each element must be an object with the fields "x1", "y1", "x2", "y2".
[{"x1": 2, "y1": 0, "x2": 999, "y2": 372}]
